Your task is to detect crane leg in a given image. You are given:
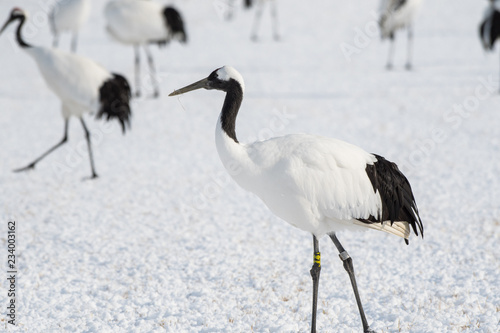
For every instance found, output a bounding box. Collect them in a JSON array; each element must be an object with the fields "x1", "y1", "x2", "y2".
[
  {"x1": 250, "y1": 2, "x2": 265, "y2": 41},
  {"x1": 79, "y1": 117, "x2": 98, "y2": 179},
  {"x1": 13, "y1": 119, "x2": 69, "y2": 173},
  {"x1": 329, "y1": 233, "x2": 374, "y2": 333},
  {"x1": 405, "y1": 26, "x2": 413, "y2": 70},
  {"x1": 53, "y1": 34, "x2": 59, "y2": 48},
  {"x1": 270, "y1": 0, "x2": 280, "y2": 41},
  {"x1": 309, "y1": 235, "x2": 321, "y2": 333},
  {"x1": 143, "y1": 45, "x2": 160, "y2": 98},
  {"x1": 71, "y1": 33, "x2": 78, "y2": 53},
  {"x1": 134, "y1": 46, "x2": 141, "y2": 98},
  {"x1": 225, "y1": 0, "x2": 236, "y2": 20},
  {"x1": 386, "y1": 34, "x2": 395, "y2": 70}
]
